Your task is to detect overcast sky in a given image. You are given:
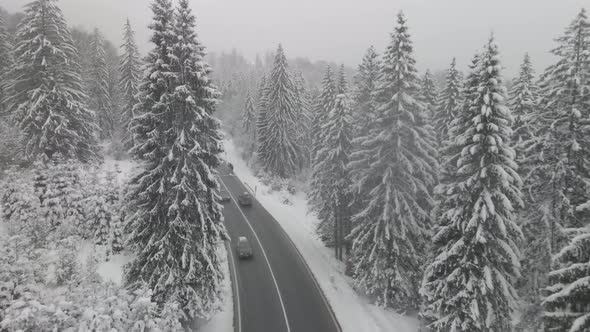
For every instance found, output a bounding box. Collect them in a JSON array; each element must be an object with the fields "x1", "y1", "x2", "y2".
[{"x1": 1, "y1": 0, "x2": 587, "y2": 76}]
